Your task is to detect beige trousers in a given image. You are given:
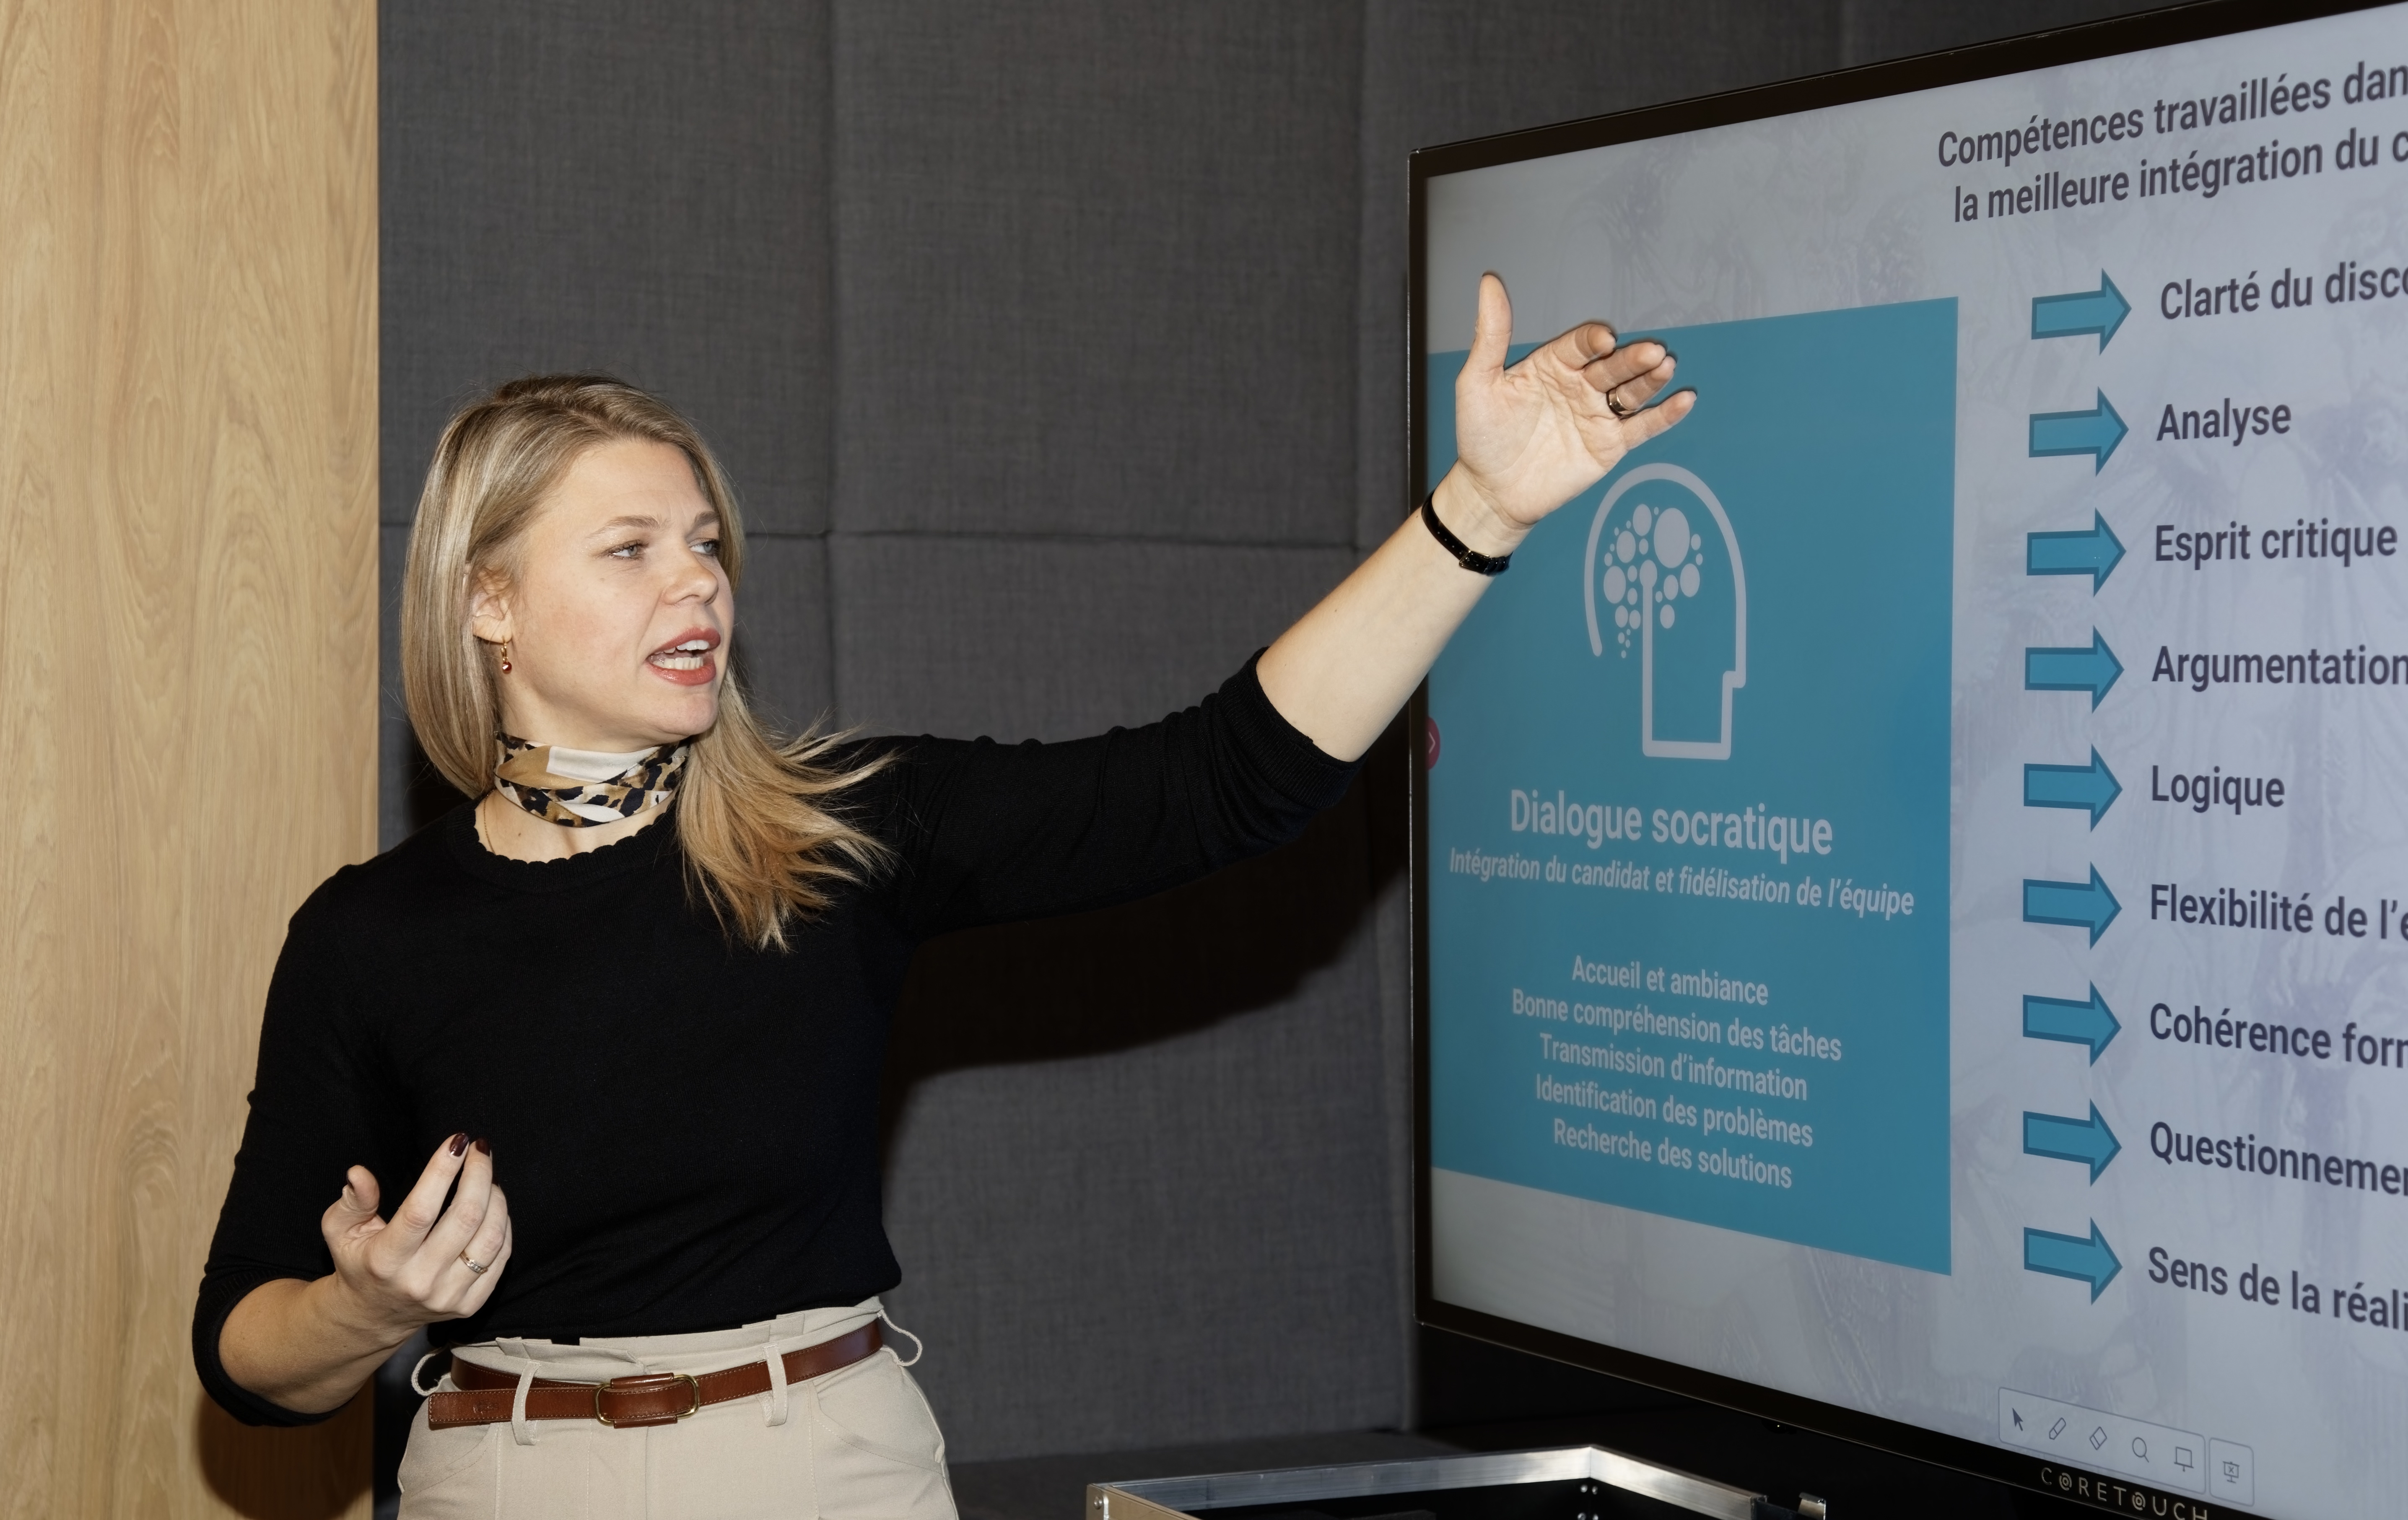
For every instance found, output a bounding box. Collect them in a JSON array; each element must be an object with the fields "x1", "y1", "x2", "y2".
[{"x1": 396, "y1": 1299, "x2": 956, "y2": 1520}]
